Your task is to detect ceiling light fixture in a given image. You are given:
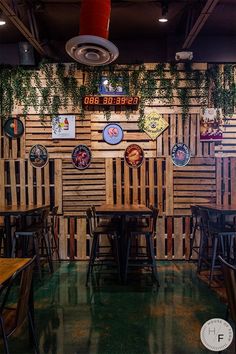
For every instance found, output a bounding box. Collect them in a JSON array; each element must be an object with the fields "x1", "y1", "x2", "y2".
[
  {"x1": 0, "y1": 11, "x2": 6, "y2": 26},
  {"x1": 158, "y1": 1, "x2": 168, "y2": 23}
]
